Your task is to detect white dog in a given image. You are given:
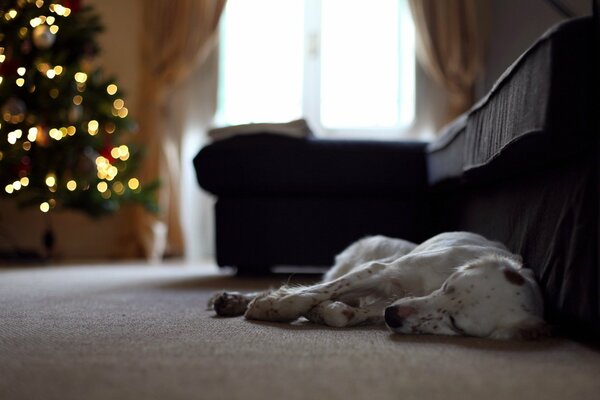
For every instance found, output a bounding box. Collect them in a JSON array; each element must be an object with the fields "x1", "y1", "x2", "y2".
[{"x1": 209, "y1": 232, "x2": 548, "y2": 340}]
